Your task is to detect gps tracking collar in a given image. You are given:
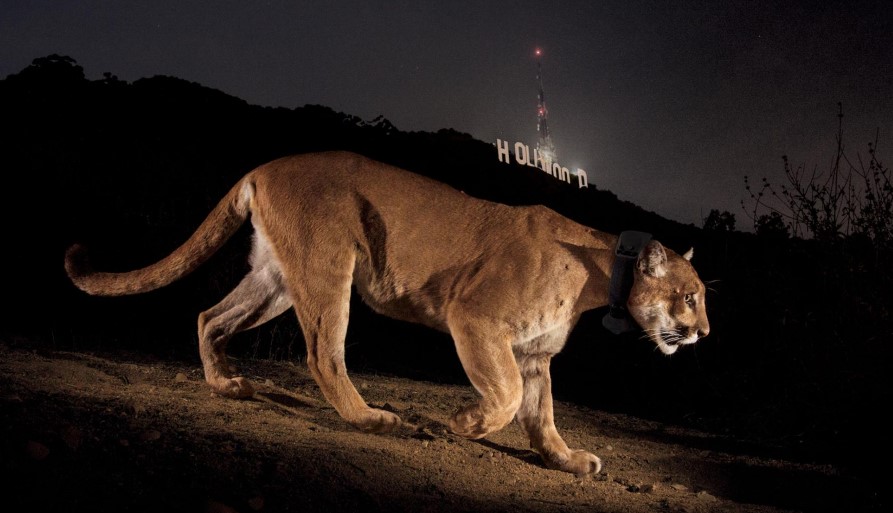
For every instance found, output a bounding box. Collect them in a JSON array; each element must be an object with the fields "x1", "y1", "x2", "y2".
[{"x1": 601, "y1": 230, "x2": 652, "y2": 335}]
